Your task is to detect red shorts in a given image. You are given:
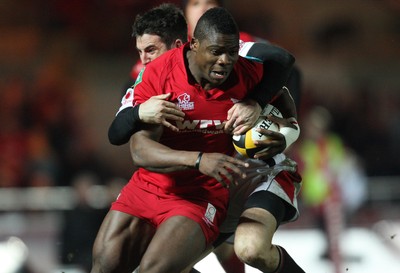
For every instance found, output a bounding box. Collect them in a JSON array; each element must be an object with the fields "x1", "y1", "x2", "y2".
[{"x1": 111, "y1": 180, "x2": 228, "y2": 245}]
